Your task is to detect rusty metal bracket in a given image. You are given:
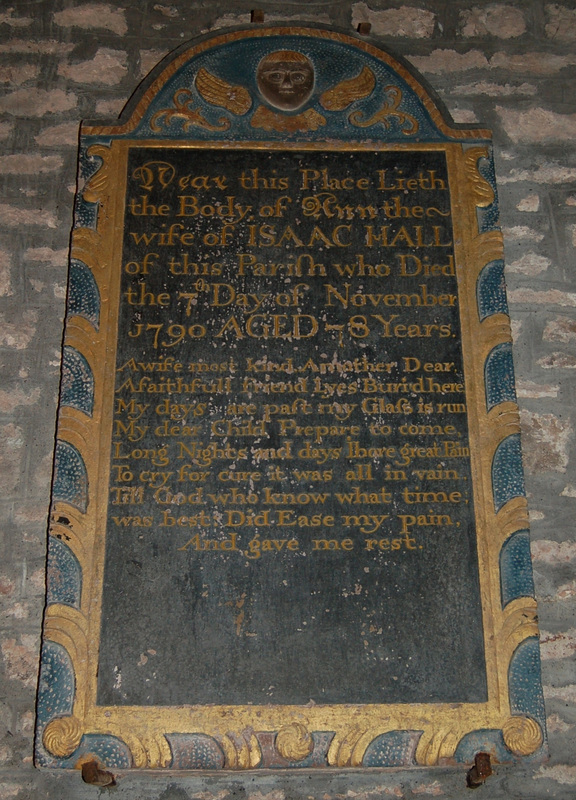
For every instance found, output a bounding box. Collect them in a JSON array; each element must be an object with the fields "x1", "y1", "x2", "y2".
[
  {"x1": 81, "y1": 760, "x2": 116, "y2": 787},
  {"x1": 466, "y1": 752, "x2": 492, "y2": 789}
]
